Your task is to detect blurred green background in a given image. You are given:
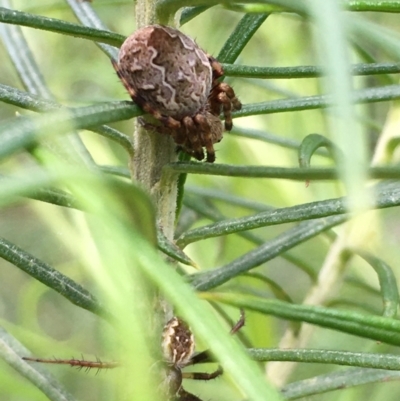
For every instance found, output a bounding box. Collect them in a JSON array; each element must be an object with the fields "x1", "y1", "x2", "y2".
[{"x1": 2, "y1": 1, "x2": 400, "y2": 401}]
